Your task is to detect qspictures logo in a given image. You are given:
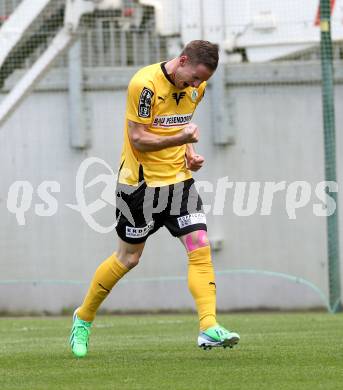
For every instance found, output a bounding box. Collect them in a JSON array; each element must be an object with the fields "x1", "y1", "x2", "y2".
[{"x1": 5, "y1": 157, "x2": 339, "y2": 234}]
